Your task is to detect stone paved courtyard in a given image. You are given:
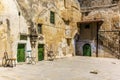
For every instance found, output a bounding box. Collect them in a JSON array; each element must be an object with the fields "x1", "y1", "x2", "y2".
[{"x1": 0, "y1": 56, "x2": 120, "y2": 80}]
